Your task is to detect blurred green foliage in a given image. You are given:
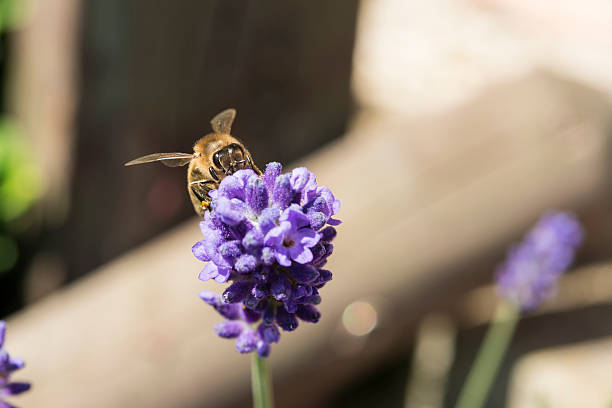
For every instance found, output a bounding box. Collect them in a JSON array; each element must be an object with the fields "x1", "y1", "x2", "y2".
[
  {"x1": 0, "y1": 0, "x2": 41, "y2": 278},
  {"x1": 0, "y1": 120, "x2": 40, "y2": 223},
  {"x1": 0, "y1": 0, "x2": 22, "y2": 34}
]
